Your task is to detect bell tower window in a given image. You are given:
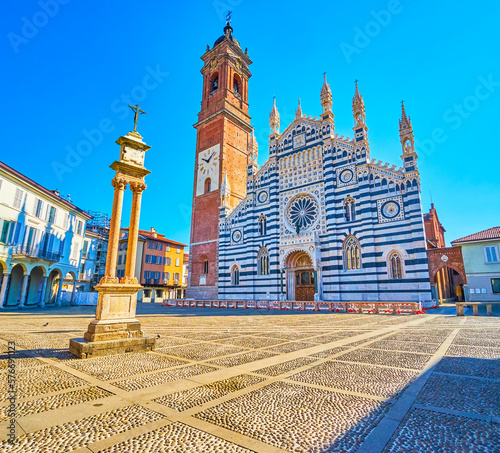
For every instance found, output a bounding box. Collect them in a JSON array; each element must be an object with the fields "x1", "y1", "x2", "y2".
[
  {"x1": 210, "y1": 73, "x2": 219, "y2": 94},
  {"x1": 204, "y1": 177, "x2": 211, "y2": 194},
  {"x1": 233, "y1": 74, "x2": 241, "y2": 96}
]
